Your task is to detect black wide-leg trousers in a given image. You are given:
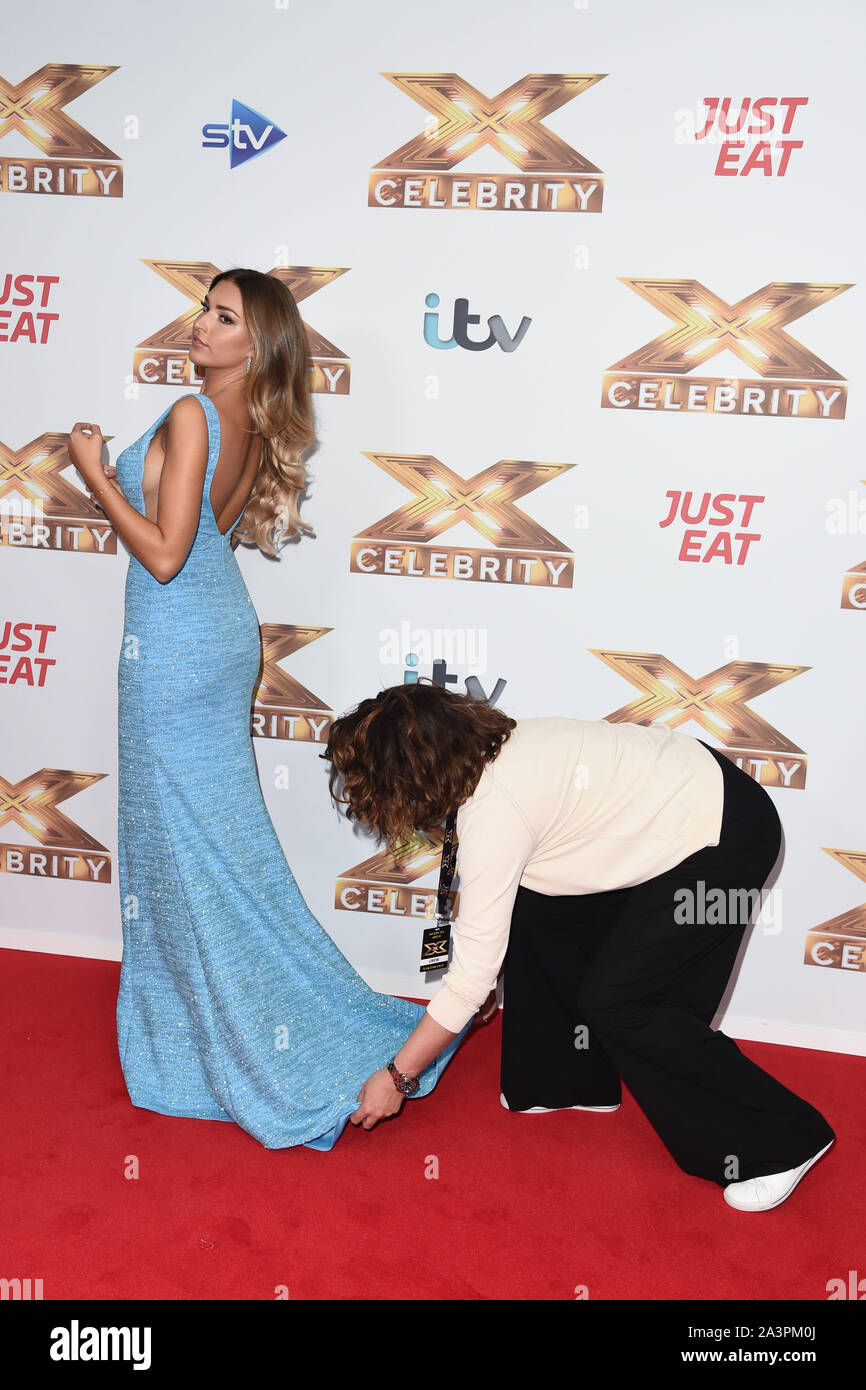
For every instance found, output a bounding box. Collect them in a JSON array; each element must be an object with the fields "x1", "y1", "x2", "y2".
[{"x1": 500, "y1": 742, "x2": 835, "y2": 1186}]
